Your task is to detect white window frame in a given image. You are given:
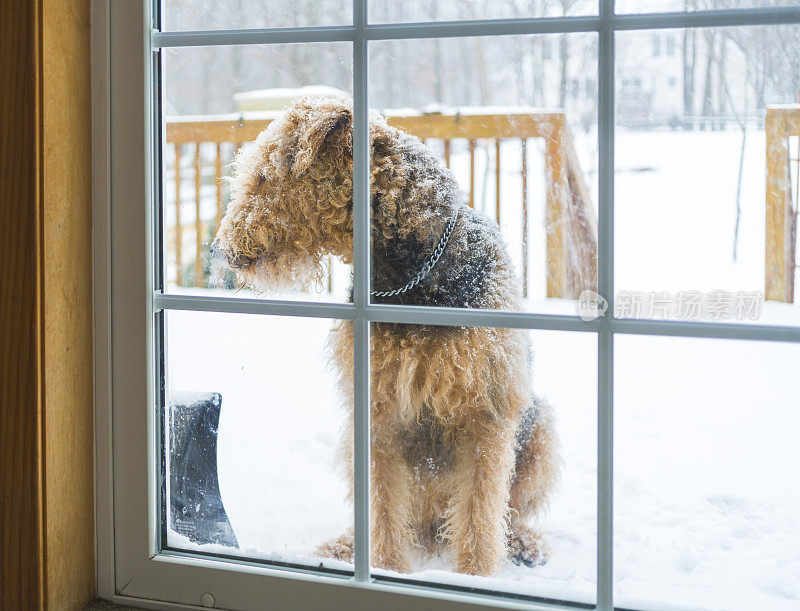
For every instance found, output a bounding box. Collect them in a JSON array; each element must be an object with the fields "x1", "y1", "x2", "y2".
[{"x1": 93, "y1": 1, "x2": 800, "y2": 609}]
